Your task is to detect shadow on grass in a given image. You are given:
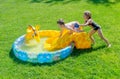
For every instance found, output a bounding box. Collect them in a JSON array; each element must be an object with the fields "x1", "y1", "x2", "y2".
[
  {"x1": 9, "y1": 49, "x2": 66, "y2": 66},
  {"x1": 71, "y1": 45, "x2": 106, "y2": 57},
  {"x1": 87, "y1": 0, "x2": 120, "y2": 4},
  {"x1": 29, "y1": 0, "x2": 120, "y2": 6},
  {"x1": 9, "y1": 45, "x2": 106, "y2": 66},
  {"x1": 30, "y1": 0, "x2": 81, "y2": 4}
]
